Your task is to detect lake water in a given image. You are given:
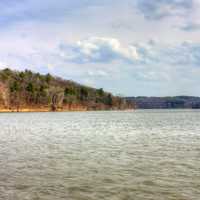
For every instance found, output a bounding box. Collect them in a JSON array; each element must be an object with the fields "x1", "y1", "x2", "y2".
[{"x1": 0, "y1": 110, "x2": 199, "y2": 200}]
